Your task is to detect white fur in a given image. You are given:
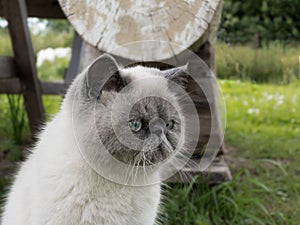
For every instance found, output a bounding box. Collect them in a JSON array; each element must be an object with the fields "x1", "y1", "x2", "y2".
[{"x1": 1, "y1": 67, "x2": 163, "y2": 225}]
